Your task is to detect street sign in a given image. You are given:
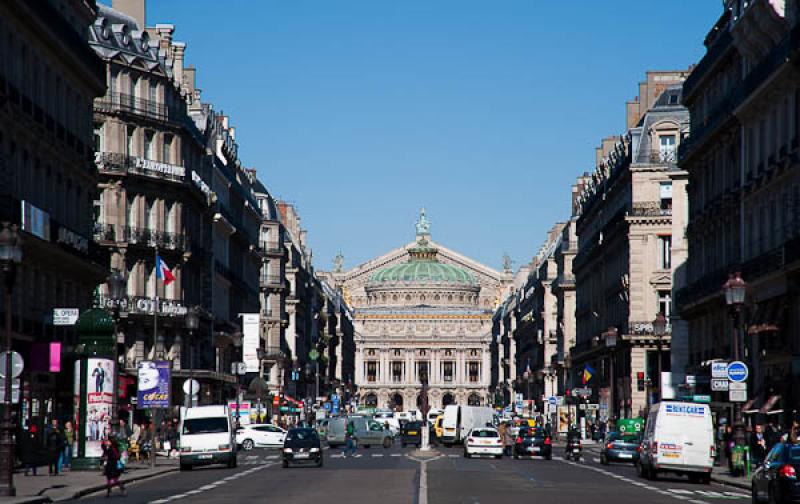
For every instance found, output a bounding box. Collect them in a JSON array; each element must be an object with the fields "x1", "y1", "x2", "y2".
[
  {"x1": 685, "y1": 375, "x2": 697, "y2": 386},
  {"x1": 727, "y1": 361, "x2": 749, "y2": 383},
  {"x1": 711, "y1": 362, "x2": 729, "y2": 378},
  {"x1": 692, "y1": 395, "x2": 712, "y2": 403},
  {"x1": 711, "y1": 378, "x2": 729, "y2": 392},
  {"x1": 548, "y1": 396, "x2": 557, "y2": 406},
  {"x1": 0, "y1": 378, "x2": 20, "y2": 404},
  {"x1": 729, "y1": 382, "x2": 746, "y2": 391},
  {"x1": 572, "y1": 387, "x2": 592, "y2": 397},
  {"x1": 231, "y1": 362, "x2": 247, "y2": 376},
  {"x1": 0, "y1": 351, "x2": 24, "y2": 379},
  {"x1": 729, "y1": 389, "x2": 747, "y2": 402},
  {"x1": 53, "y1": 308, "x2": 79, "y2": 326},
  {"x1": 182, "y1": 379, "x2": 200, "y2": 396}
]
